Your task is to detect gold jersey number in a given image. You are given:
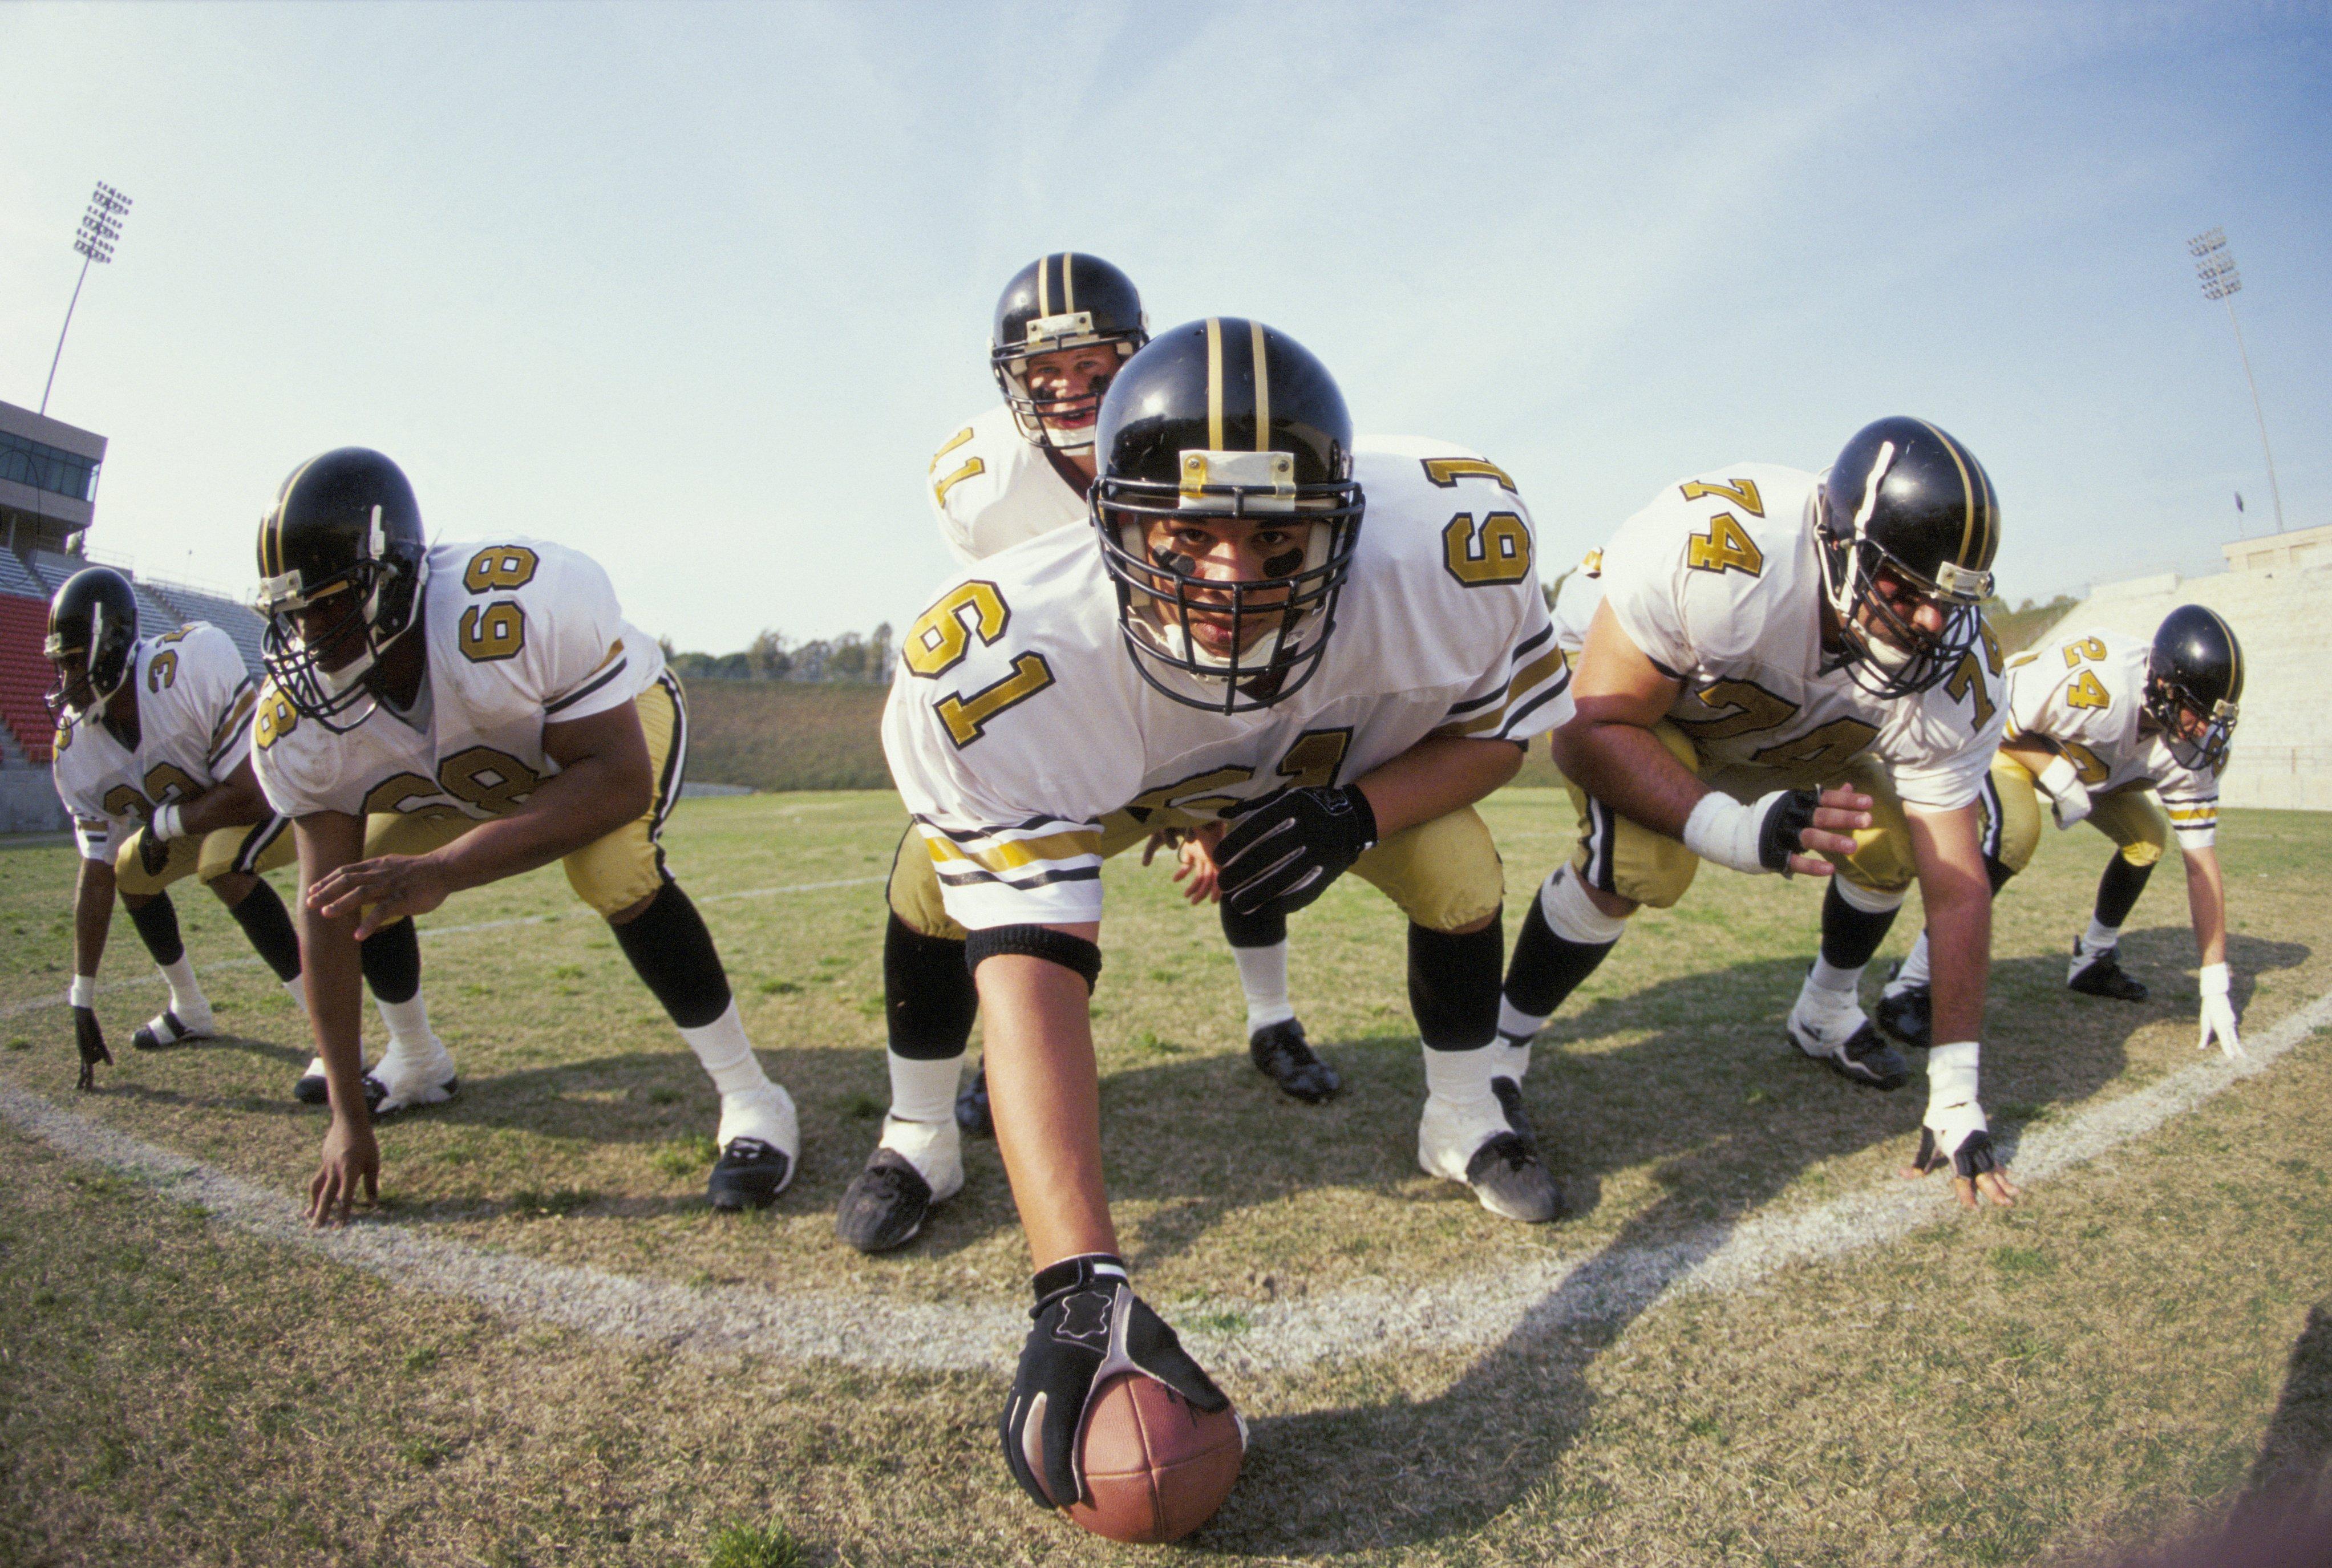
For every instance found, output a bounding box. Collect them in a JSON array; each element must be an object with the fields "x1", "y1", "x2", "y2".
[
  {"x1": 902, "y1": 580, "x2": 1055, "y2": 748},
  {"x1": 1442, "y1": 512, "x2": 1533, "y2": 587}
]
